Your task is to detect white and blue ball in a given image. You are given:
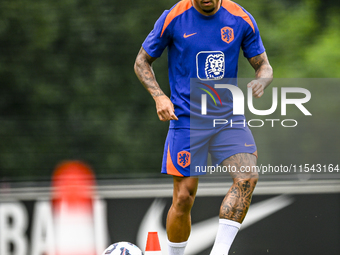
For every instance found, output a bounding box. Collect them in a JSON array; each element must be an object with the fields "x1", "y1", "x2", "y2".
[{"x1": 102, "y1": 242, "x2": 144, "y2": 255}]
